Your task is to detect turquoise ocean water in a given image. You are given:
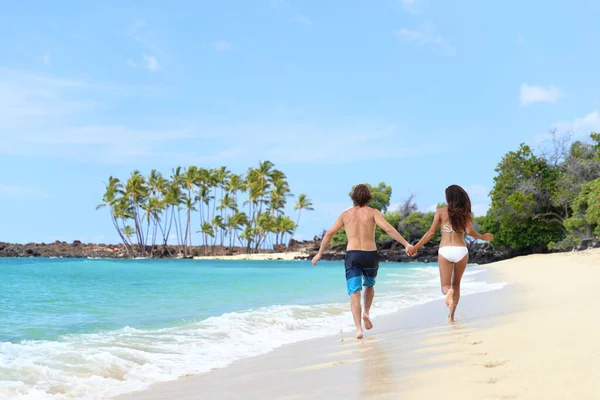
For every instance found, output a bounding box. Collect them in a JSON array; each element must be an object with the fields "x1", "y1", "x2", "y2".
[{"x1": 0, "y1": 257, "x2": 506, "y2": 399}]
